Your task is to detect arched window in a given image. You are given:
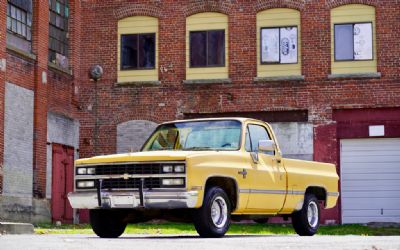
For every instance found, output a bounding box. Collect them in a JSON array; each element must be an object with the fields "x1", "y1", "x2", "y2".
[
  {"x1": 331, "y1": 4, "x2": 377, "y2": 75},
  {"x1": 256, "y1": 8, "x2": 301, "y2": 78},
  {"x1": 186, "y1": 12, "x2": 229, "y2": 81},
  {"x1": 118, "y1": 16, "x2": 159, "y2": 83}
]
